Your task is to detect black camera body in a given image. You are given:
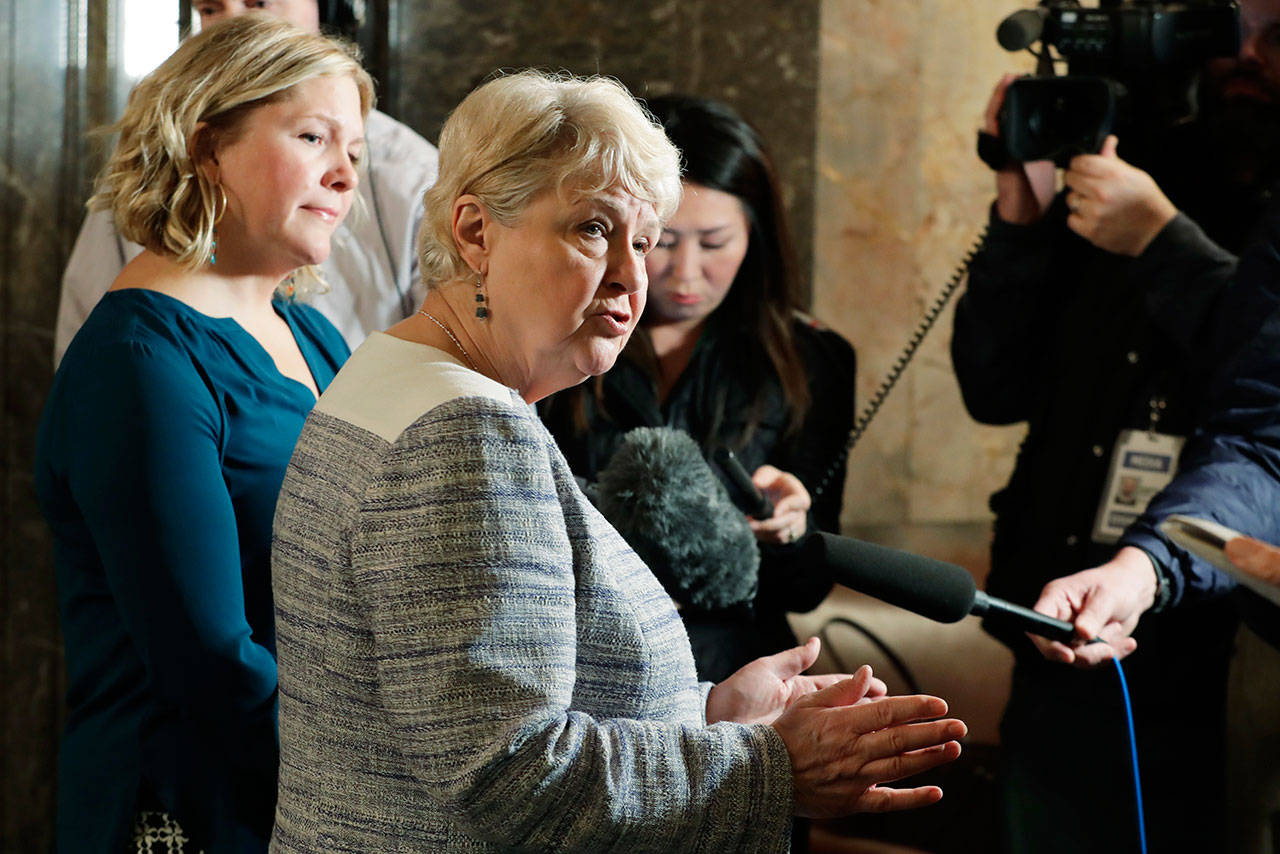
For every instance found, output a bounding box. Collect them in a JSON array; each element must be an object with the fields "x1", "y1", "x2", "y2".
[{"x1": 997, "y1": 1, "x2": 1239, "y2": 165}]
